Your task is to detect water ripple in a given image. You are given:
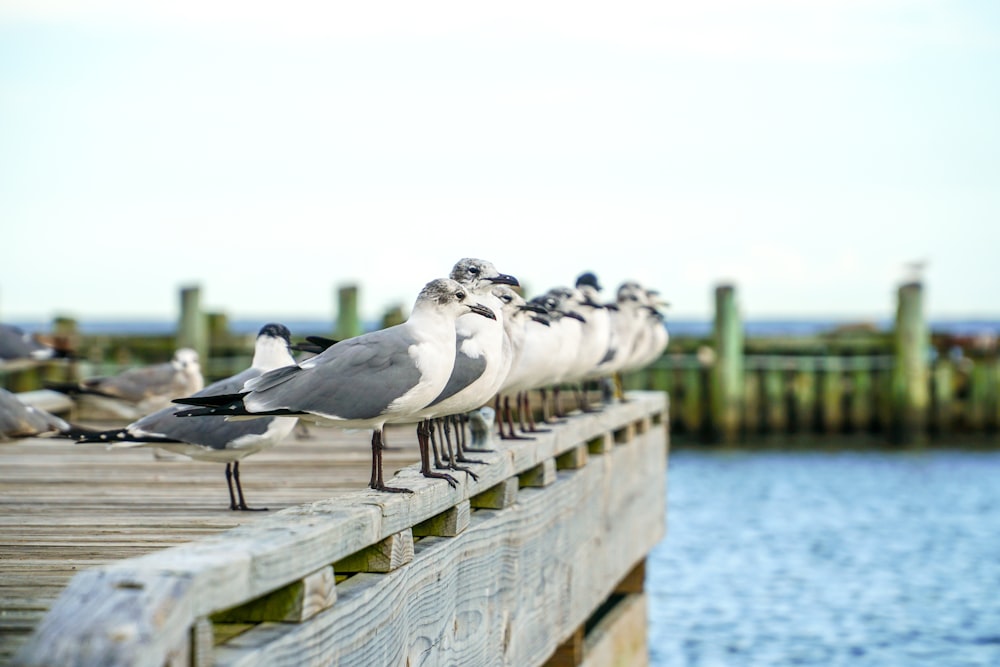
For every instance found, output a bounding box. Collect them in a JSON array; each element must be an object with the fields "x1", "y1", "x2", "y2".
[{"x1": 647, "y1": 448, "x2": 1000, "y2": 667}]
